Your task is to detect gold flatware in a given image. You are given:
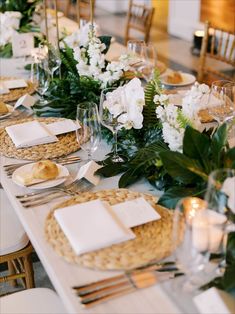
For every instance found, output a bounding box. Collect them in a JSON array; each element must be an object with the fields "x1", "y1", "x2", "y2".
[
  {"x1": 73, "y1": 261, "x2": 176, "y2": 295},
  {"x1": 75, "y1": 271, "x2": 183, "y2": 308}
]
